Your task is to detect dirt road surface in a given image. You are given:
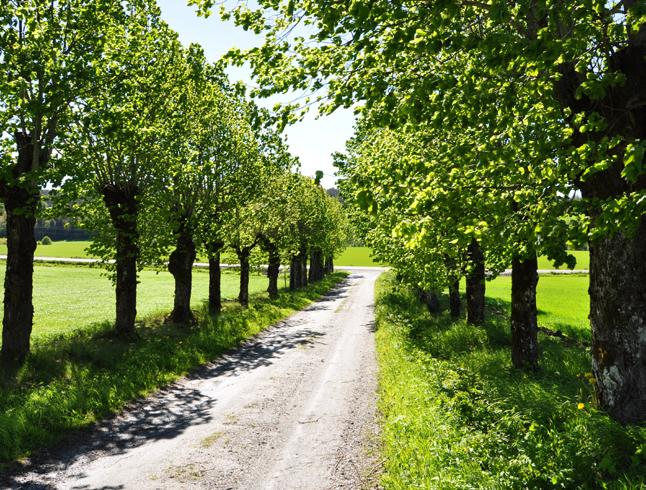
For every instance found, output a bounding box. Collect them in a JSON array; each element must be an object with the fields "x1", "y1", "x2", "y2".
[{"x1": 5, "y1": 269, "x2": 382, "y2": 490}]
